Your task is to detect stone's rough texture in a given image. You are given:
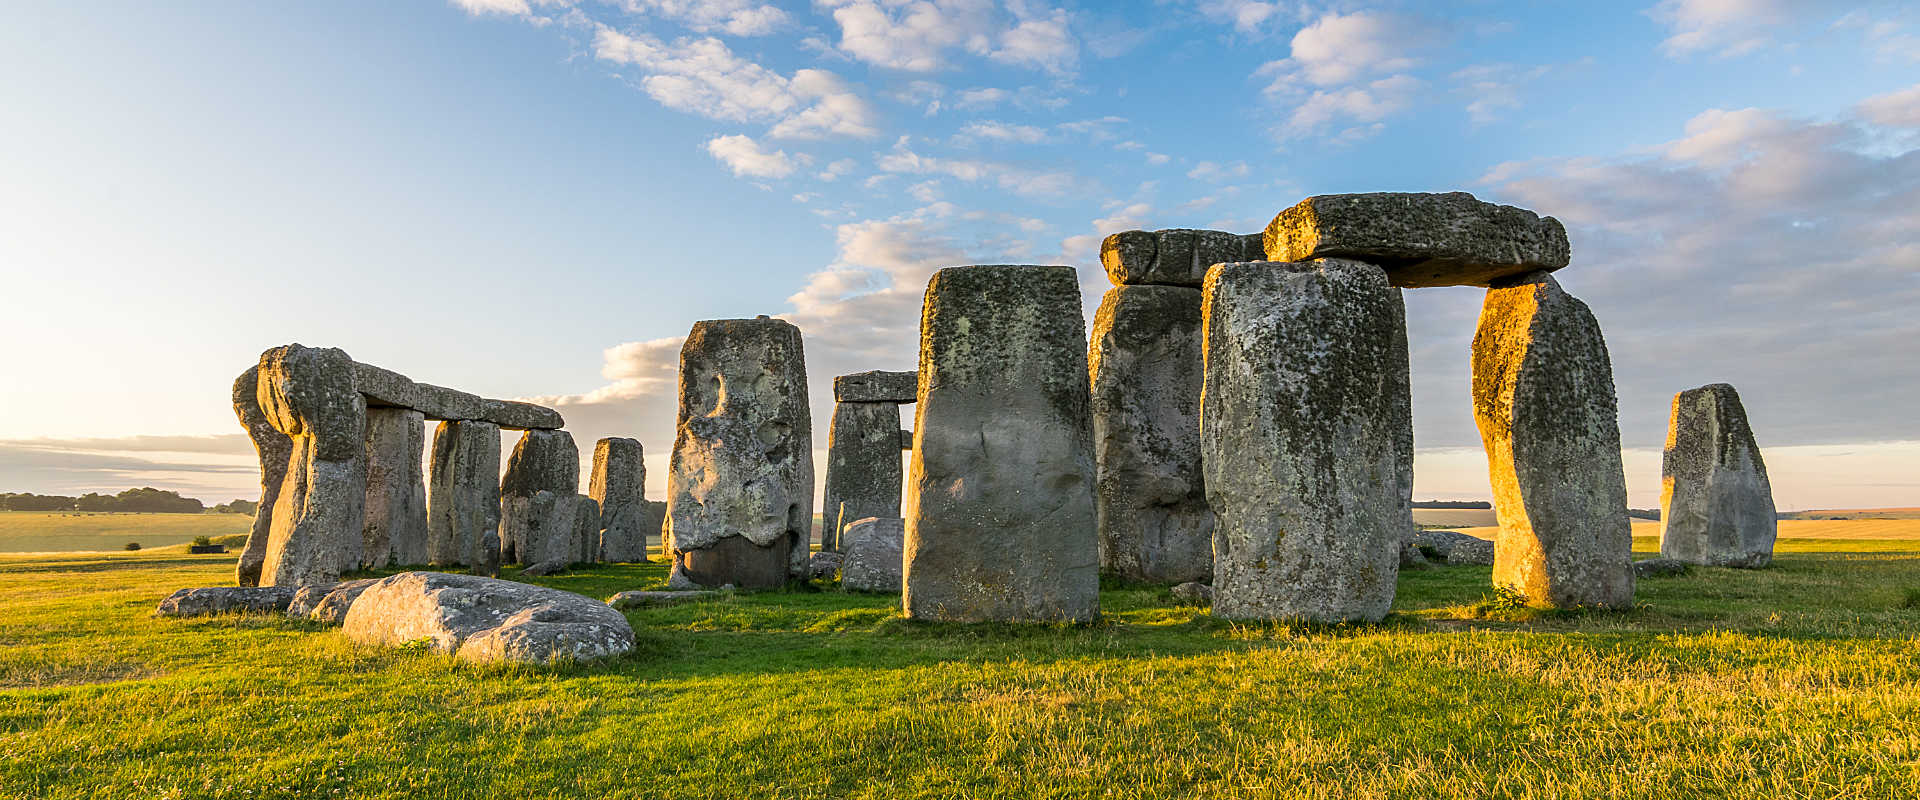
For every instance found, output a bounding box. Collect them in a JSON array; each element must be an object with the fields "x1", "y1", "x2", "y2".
[
  {"x1": 501, "y1": 430, "x2": 580, "y2": 498},
  {"x1": 808, "y1": 551, "x2": 845, "y2": 581},
  {"x1": 607, "y1": 590, "x2": 720, "y2": 608},
  {"x1": 904, "y1": 265, "x2": 1100, "y2": 623},
  {"x1": 285, "y1": 578, "x2": 379, "y2": 625},
  {"x1": 1473, "y1": 272, "x2": 1634, "y2": 608},
  {"x1": 522, "y1": 560, "x2": 568, "y2": 577},
  {"x1": 1263, "y1": 192, "x2": 1571, "y2": 288},
  {"x1": 232, "y1": 366, "x2": 292, "y2": 587},
  {"x1": 427, "y1": 420, "x2": 502, "y2": 569},
  {"x1": 500, "y1": 430, "x2": 581, "y2": 564},
  {"x1": 1200, "y1": 260, "x2": 1408, "y2": 623},
  {"x1": 571, "y1": 495, "x2": 600, "y2": 564},
  {"x1": 900, "y1": 429, "x2": 913, "y2": 450},
  {"x1": 1446, "y1": 537, "x2": 1495, "y2": 566},
  {"x1": 821, "y1": 401, "x2": 905, "y2": 550},
  {"x1": 503, "y1": 491, "x2": 595, "y2": 567},
  {"x1": 590, "y1": 438, "x2": 650, "y2": 562},
  {"x1": 363, "y1": 408, "x2": 428, "y2": 567},
  {"x1": 1408, "y1": 529, "x2": 1488, "y2": 562},
  {"x1": 342, "y1": 572, "x2": 634, "y2": 665},
  {"x1": 1090, "y1": 284, "x2": 1214, "y2": 583},
  {"x1": 833, "y1": 370, "x2": 917, "y2": 403},
  {"x1": 155, "y1": 586, "x2": 297, "y2": 617},
  {"x1": 1659, "y1": 383, "x2": 1778, "y2": 568},
  {"x1": 666, "y1": 317, "x2": 814, "y2": 588},
  {"x1": 286, "y1": 583, "x2": 336, "y2": 619},
  {"x1": 1101, "y1": 228, "x2": 1262, "y2": 287},
  {"x1": 255, "y1": 345, "x2": 366, "y2": 586},
  {"x1": 840, "y1": 516, "x2": 905, "y2": 593},
  {"x1": 1400, "y1": 541, "x2": 1432, "y2": 569},
  {"x1": 1634, "y1": 558, "x2": 1690, "y2": 578},
  {"x1": 352, "y1": 361, "x2": 563, "y2": 430},
  {"x1": 1171, "y1": 582, "x2": 1213, "y2": 606}
]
